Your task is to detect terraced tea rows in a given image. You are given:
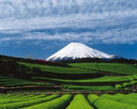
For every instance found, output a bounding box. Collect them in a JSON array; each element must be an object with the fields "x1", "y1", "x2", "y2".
[
  {"x1": 0, "y1": 76, "x2": 50, "y2": 87},
  {"x1": 17, "y1": 62, "x2": 137, "y2": 91},
  {"x1": 0, "y1": 93, "x2": 137, "y2": 109},
  {"x1": 70, "y1": 63, "x2": 137, "y2": 75},
  {"x1": 0, "y1": 55, "x2": 137, "y2": 92},
  {"x1": 66, "y1": 94, "x2": 93, "y2": 109},
  {"x1": 1, "y1": 74, "x2": 137, "y2": 92}
]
